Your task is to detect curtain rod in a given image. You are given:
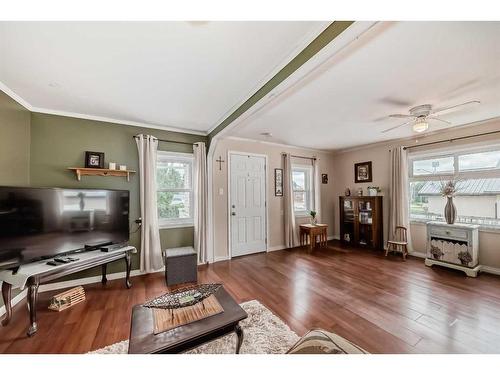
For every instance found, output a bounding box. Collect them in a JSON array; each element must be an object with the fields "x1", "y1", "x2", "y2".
[
  {"x1": 386, "y1": 129, "x2": 500, "y2": 151},
  {"x1": 133, "y1": 135, "x2": 198, "y2": 146},
  {"x1": 282, "y1": 152, "x2": 316, "y2": 161}
]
